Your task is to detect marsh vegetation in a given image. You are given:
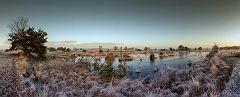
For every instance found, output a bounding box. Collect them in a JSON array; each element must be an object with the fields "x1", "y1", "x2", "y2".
[{"x1": 1, "y1": 17, "x2": 240, "y2": 97}]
